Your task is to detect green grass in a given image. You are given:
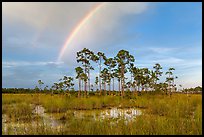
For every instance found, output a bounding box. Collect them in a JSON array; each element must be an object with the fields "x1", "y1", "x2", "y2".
[{"x1": 2, "y1": 93, "x2": 202, "y2": 135}]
